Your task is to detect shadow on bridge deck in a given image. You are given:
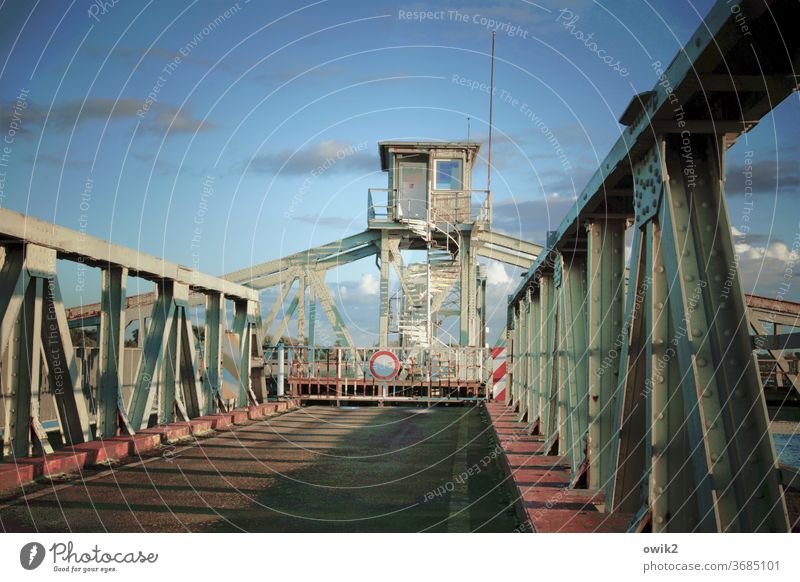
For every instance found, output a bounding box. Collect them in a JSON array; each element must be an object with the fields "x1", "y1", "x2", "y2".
[{"x1": 0, "y1": 407, "x2": 519, "y2": 533}]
